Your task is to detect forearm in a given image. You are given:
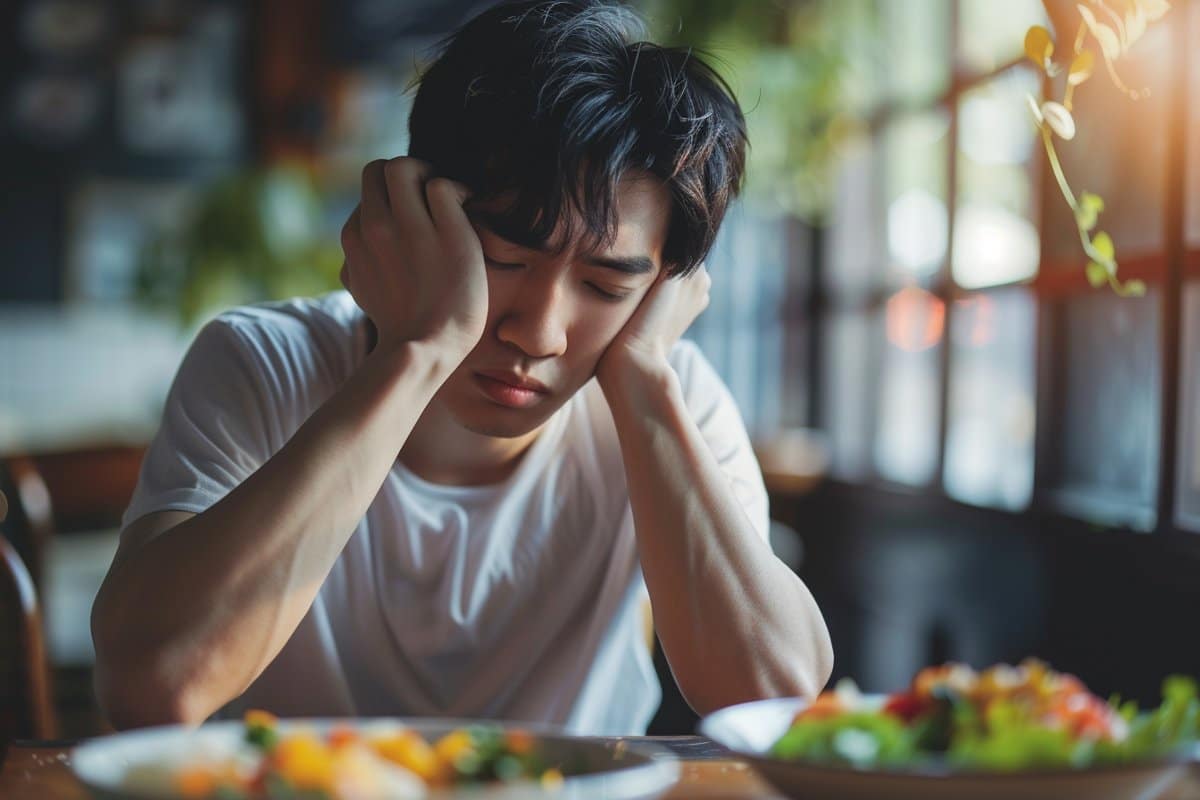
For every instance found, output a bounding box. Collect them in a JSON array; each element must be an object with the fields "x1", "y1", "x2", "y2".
[
  {"x1": 93, "y1": 340, "x2": 453, "y2": 725},
  {"x1": 602, "y1": 355, "x2": 832, "y2": 715}
]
